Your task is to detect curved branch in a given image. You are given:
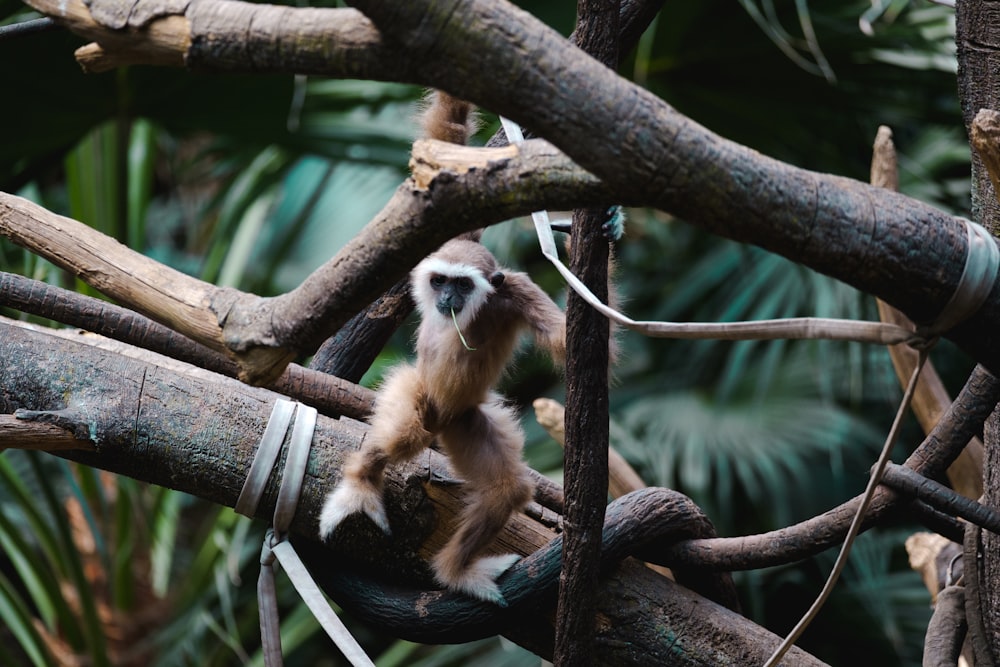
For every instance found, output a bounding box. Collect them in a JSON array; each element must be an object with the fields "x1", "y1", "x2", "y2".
[
  {"x1": 301, "y1": 488, "x2": 738, "y2": 645},
  {"x1": 0, "y1": 140, "x2": 607, "y2": 384},
  {"x1": 664, "y1": 364, "x2": 1000, "y2": 570}
]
